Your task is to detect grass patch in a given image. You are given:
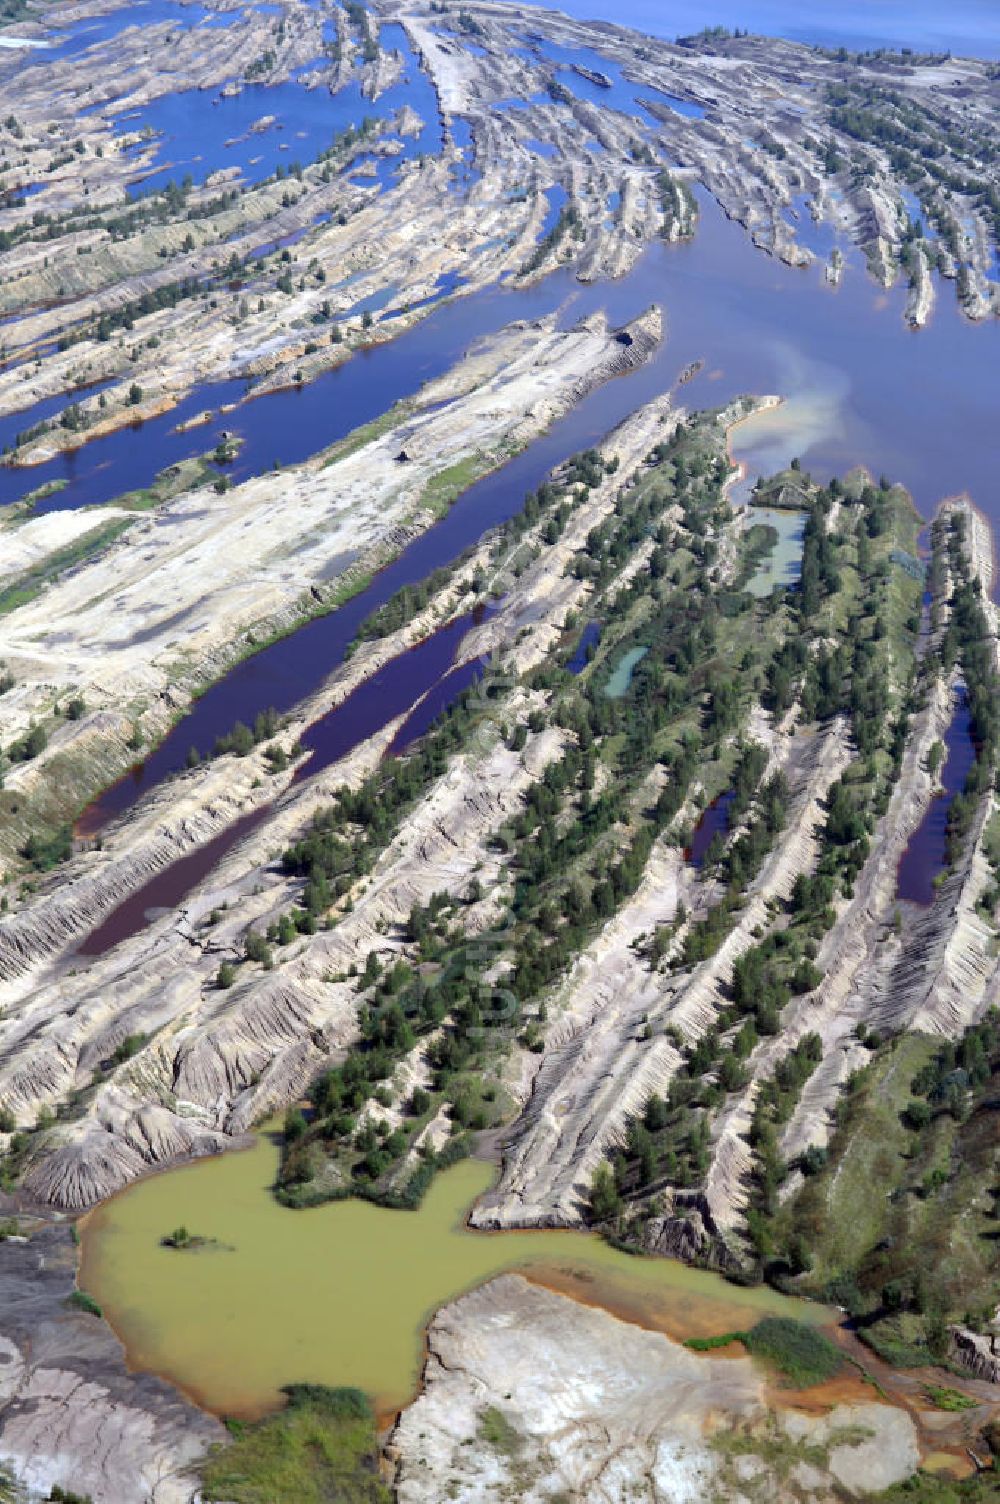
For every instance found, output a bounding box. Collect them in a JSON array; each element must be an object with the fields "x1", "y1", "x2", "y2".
[
  {"x1": 922, "y1": 1385, "x2": 978, "y2": 1412},
  {"x1": 67, "y1": 1289, "x2": 102, "y2": 1318},
  {"x1": 877, "y1": 1473, "x2": 1000, "y2": 1502},
  {"x1": 685, "y1": 1321, "x2": 843, "y2": 1386},
  {"x1": 856, "y1": 1319, "x2": 935, "y2": 1370},
  {"x1": 320, "y1": 403, "x2": 407, "y2": 468},
  {"x1": 112, "y1": 454, "x2": 216, "y2": 511},
  {"x1": 13, "y1": 477, "x2": 69, "y2": 514},
  {"x1": 685, "y1": 1330, "x2": 746, "y2": 1352},
  {"x1": 417, "y1": 453, "x2": 493, "y2": 518},
  {"x1": 0, "y1": 518, "x2": 134, "y2": 615},
  {"x1": 712, "y1": 1414, "x2": 872, "y2": 1492},
  {"x1": 201, "y1": 1385, "x2": 390, "y2": 1504},
  {"x1": 477, "y1": 1405, "x2": 523, "y2": 1458},
  {"x1": 743, "y1": 1317, "x2": 841, "y2": 1387},
  {"x1": 783, "y1": 1034, "x2": 936, "y2": 1288},
  {"x1": 786, "y1": 1018, "x2": 1000, "y2": 1350}
]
